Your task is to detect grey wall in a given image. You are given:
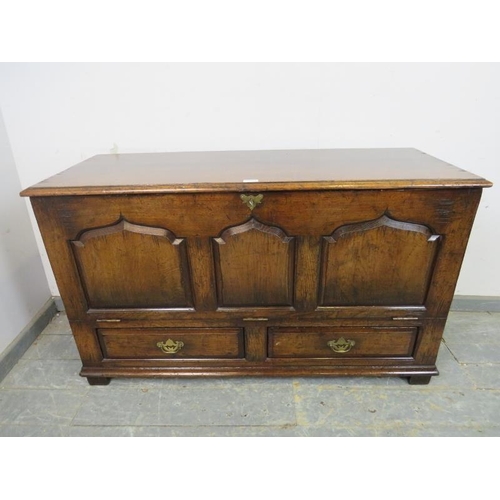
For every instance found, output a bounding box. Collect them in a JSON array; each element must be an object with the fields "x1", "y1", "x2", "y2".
[{"x1": 0, "y1": 108, "x2": 51, "y2": 355}]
